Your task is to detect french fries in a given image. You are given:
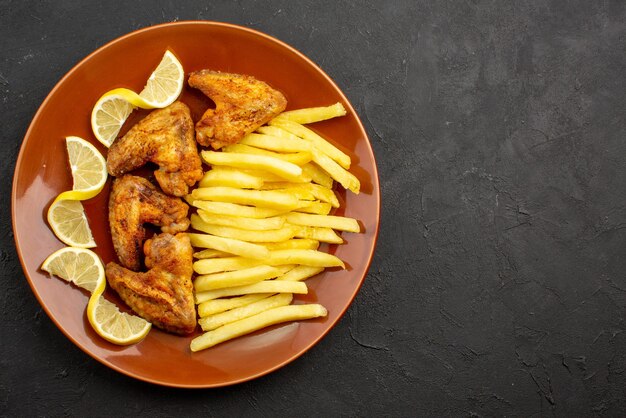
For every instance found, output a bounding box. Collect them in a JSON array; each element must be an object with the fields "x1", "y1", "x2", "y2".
[
  {"x1": 194, "y1": 265, "x2": 281, "y2": 292},
  {"x1": 270, "y1": 102, "x2": 346, "y2": 124},
  {"x1": 188, "y1": 104, "x2": 363, "y2": 352},
  {"x1": 201, "y1": 150, "x2": 303, "y2": 181},
  {"x1": 268, "y1": 119, "x2": 351, "y2": 169},
  {"x1": 195, "y1": 280, "x2": 308, "y2": 304},
  {"x1": 190, "y1": 304, "x2": 328, "y2": 351},
  {"x1": 198, "y1": 293, "x2": 293, "y2": 331}
]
